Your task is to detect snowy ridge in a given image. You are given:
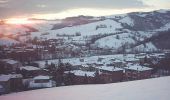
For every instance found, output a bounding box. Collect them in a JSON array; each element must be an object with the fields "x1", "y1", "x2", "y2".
[{"x1": 0, "y1": 76, "x2": 170, "y2": 100}]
